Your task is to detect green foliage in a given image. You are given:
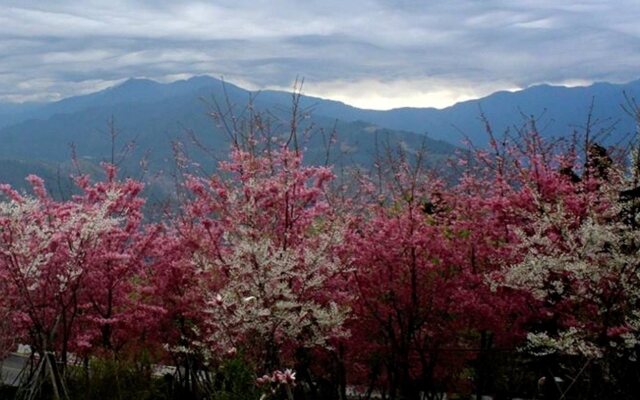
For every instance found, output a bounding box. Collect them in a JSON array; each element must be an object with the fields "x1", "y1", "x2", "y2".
[
  {"x1": 0, "y1": 386, "x2": 18, "y2": 400},
  {"x1": 59, "y1": 355, "x2": 261, "y2": 400},
  {"x1": 210, "y1": 357, "x2": 260, "y2": 400},
  {"x1": 68, "y1": 358, "x2": 170, "y2": 400}
]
